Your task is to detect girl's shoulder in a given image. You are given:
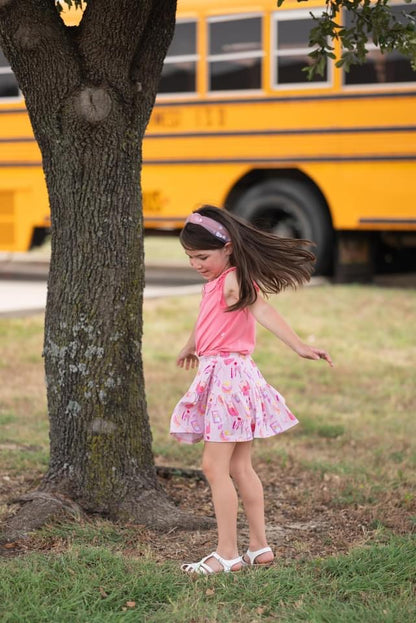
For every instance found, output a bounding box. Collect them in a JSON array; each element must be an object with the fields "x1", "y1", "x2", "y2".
[
  {"x1": 203, "y1": 266, "x2": 236, "y2": 295},
  {"x1": 224, "y1": 267, "x2": 259, "y2": 292},
  {"x1": 223, "y1": 267, "x2": 239, "y2": 308},
  {"x1": 223, "y1": 266, "x2": 238, "y2": 289},
  {"x1": 223, "y1": 267, "x2": 260, "y2": 309}
]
